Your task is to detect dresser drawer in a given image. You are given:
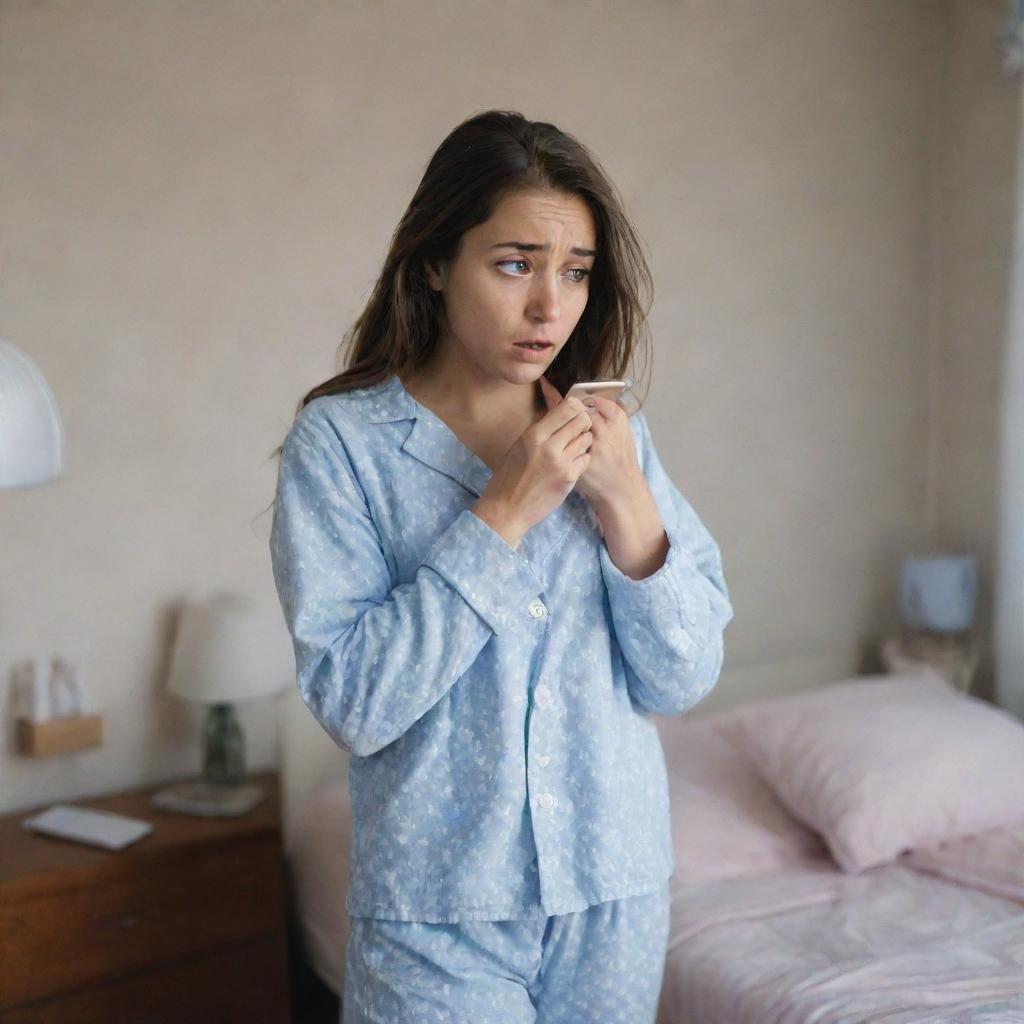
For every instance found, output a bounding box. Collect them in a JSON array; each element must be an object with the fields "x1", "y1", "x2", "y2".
[
  {"x1": 0, "y1": 834, "x2": 285, "y2": 1009},
  {"x1": 0, "y1": 930, "x2": 289, "y2": 1024}
]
